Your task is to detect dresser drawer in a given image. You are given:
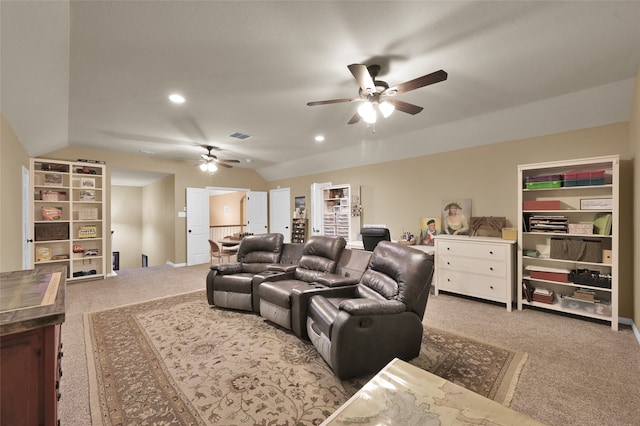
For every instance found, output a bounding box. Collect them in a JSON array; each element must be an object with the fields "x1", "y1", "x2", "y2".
[
  {"x1": 437, "y1": 240, "x2": 507, "y2": 261},
  {"x1": 438, "y1": 270, "x2": 508, "y2": 303},
  {"x1": 437, "y1": 255, "x2": 507, "y2": 278}
]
